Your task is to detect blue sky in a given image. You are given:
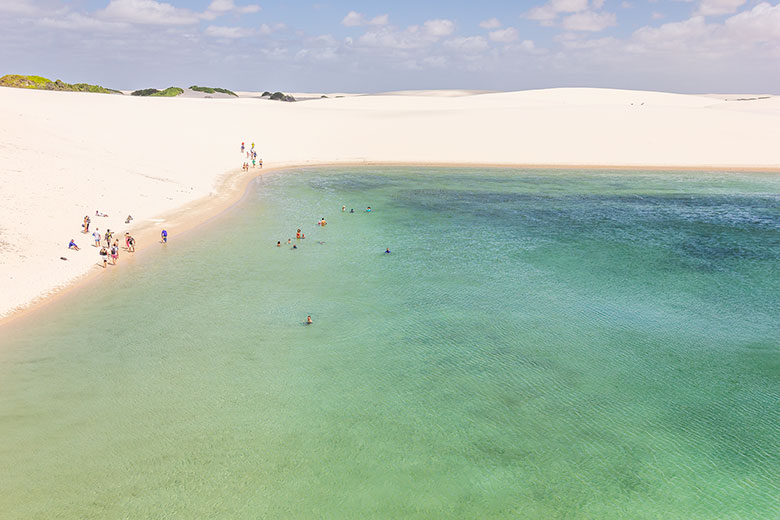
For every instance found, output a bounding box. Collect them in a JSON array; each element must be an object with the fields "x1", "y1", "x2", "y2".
[{"x1": 1, "y1": 0, "x2": 778, "y2": 92}]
